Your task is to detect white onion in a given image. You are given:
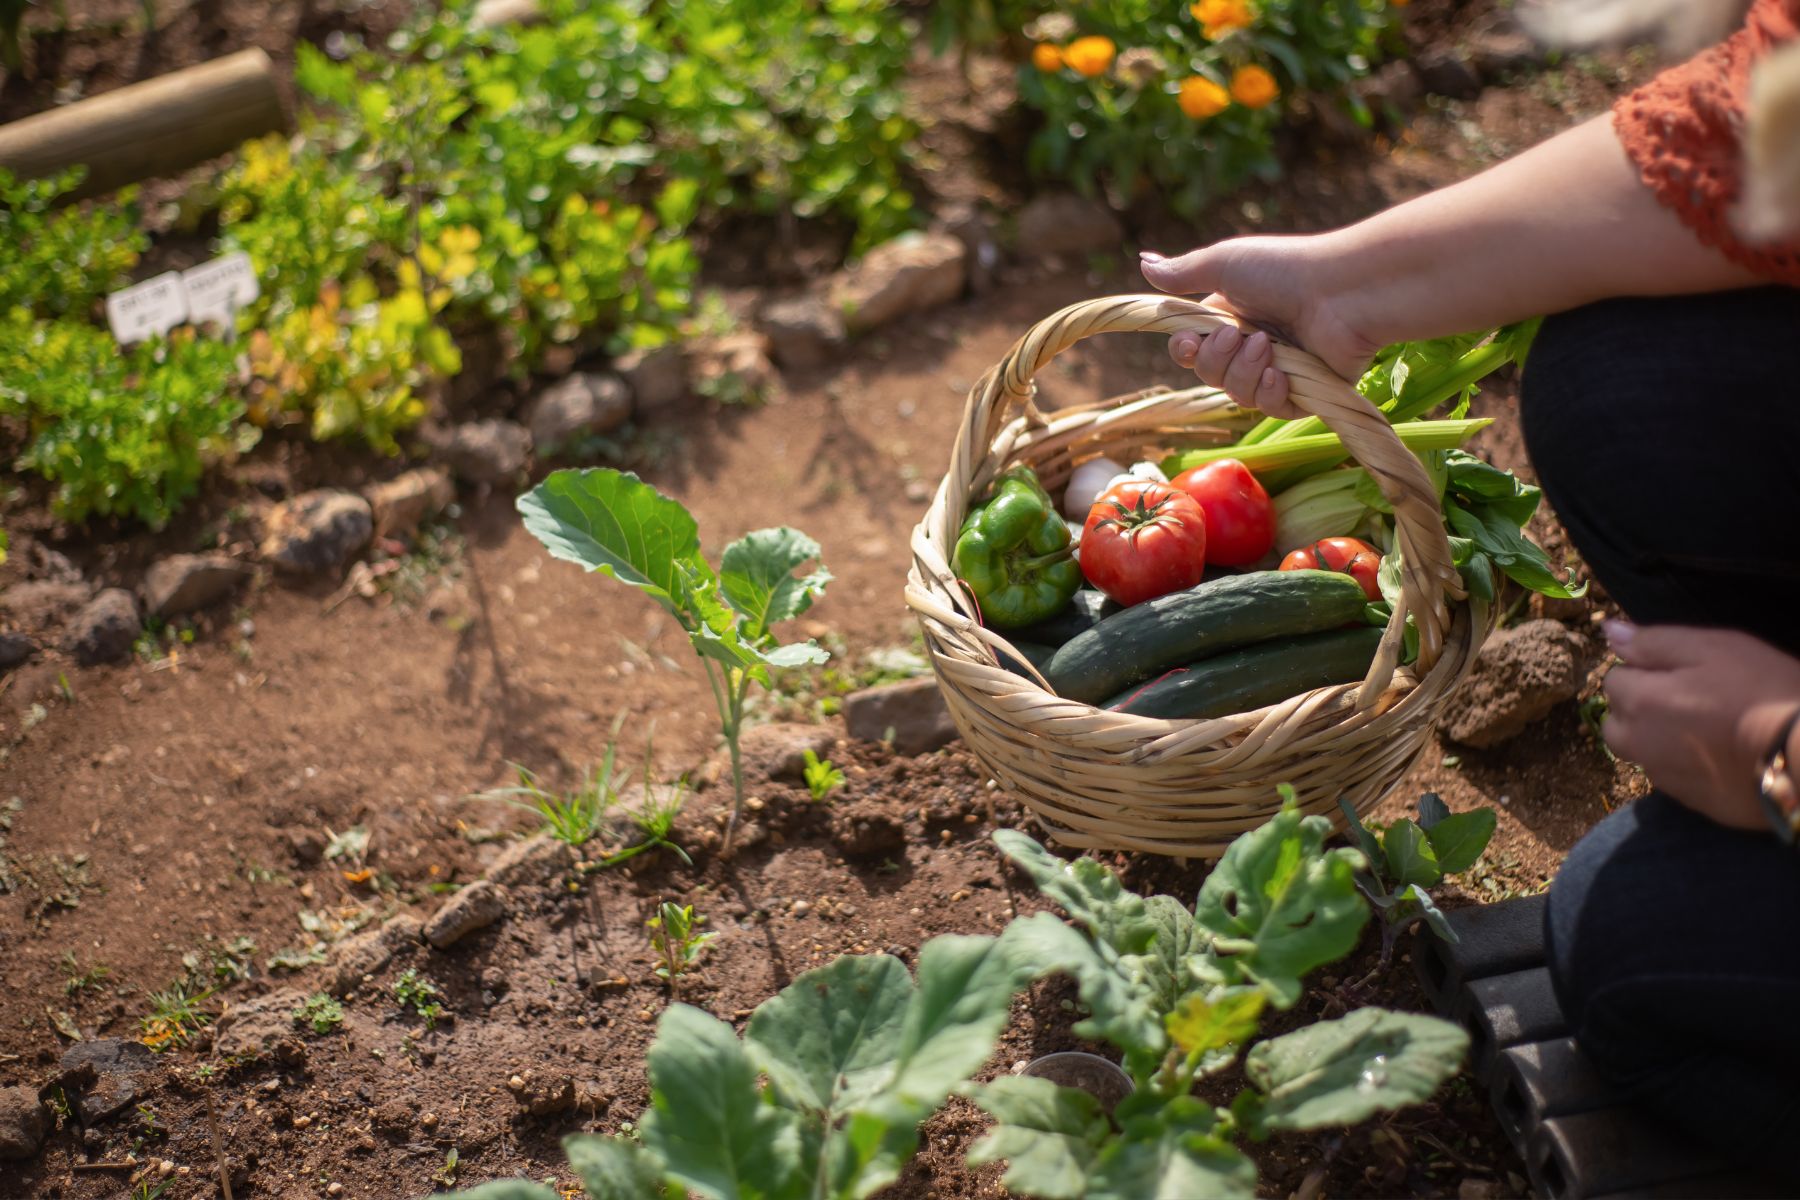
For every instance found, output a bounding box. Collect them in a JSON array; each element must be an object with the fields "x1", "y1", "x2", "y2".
[{"x1": 1063, "y1": 456, "x2": 1125, "y2": 519}]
